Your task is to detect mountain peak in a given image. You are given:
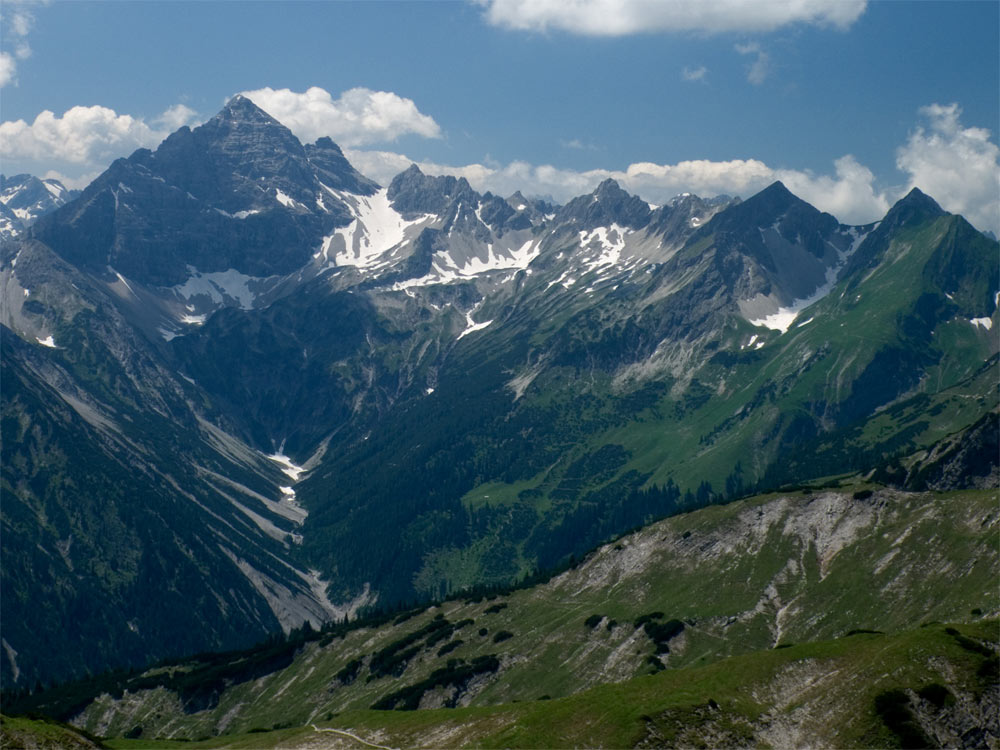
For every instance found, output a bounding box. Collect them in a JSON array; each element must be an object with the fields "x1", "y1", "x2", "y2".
[
  {"x1": 893, "y1": 186, "x2": 944, "y2": 214},
  {"x1": 595, "y1": 178, "x2": 623, "y2": 194},
  {"x1": 750, "y1": 180, "x2": 798, "y2": 211},
  {"x1": 218, "y1": 94, "x2": 277, "y2": 124},
  {"x1": 879, "y1": 186, "x2": 947, "y2": 232},
  {"x1": 706, "y1": 180, "x2": 815, "y2": 237},
  {"x1": 555, "y1": 178, "x2": 650, "y2": 230}
]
